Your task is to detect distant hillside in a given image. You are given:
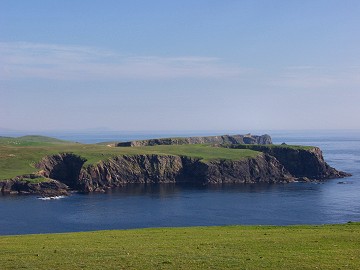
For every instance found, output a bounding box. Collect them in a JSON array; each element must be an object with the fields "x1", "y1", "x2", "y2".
[
  {"x1": 16, "y1": 135, "x2": 67, "y2": 143},
  {"x1": 0, "y1": 136, "x2": 12, "y2": 139},
  {"x1": 0, "y1": 135, "x2": 72, "y2": 146}
]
